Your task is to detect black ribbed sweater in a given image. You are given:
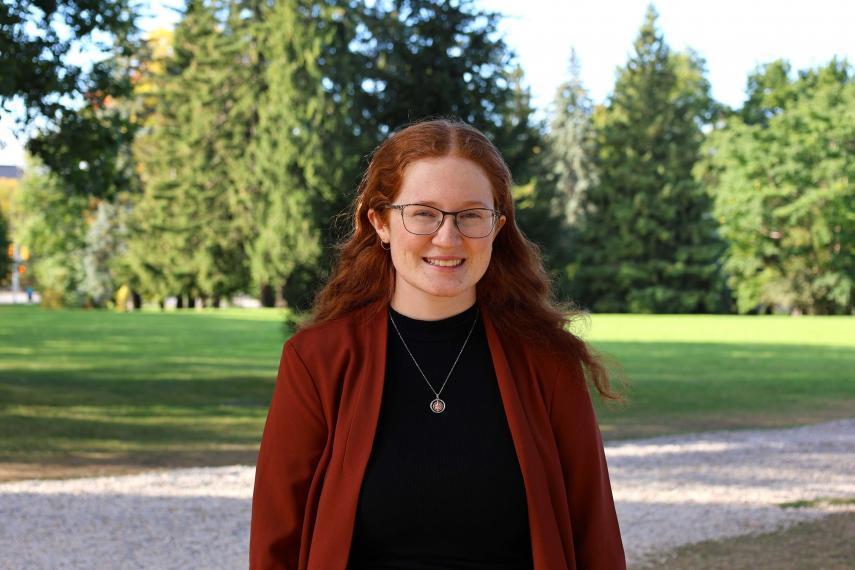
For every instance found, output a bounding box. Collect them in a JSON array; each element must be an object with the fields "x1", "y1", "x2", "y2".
[{"x1": 347, "y1": 303, "x2": 533, "y2": 569}]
